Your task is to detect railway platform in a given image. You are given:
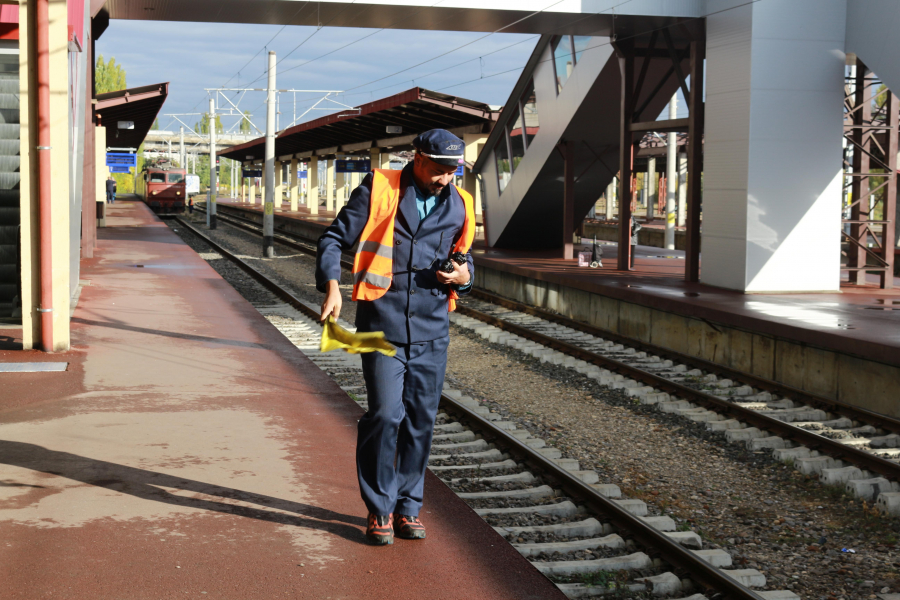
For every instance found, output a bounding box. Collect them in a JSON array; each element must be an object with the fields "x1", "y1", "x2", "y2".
[
  {"x1": 214, "y1": 199, "x2": 900, "y2": 418},
  {"x1": 0, "y1": 199, "x2": 564, "y2": 600}
]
